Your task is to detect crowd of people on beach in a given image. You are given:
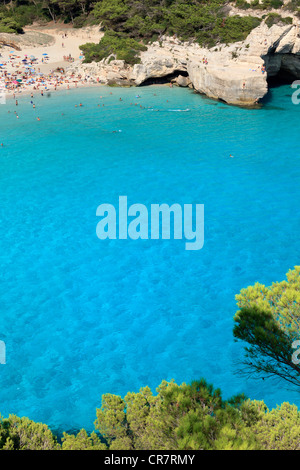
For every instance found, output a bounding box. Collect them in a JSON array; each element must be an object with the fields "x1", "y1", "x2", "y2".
[{"x1": 0, "y1": 49, "x2": 99, "y2": 97}]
